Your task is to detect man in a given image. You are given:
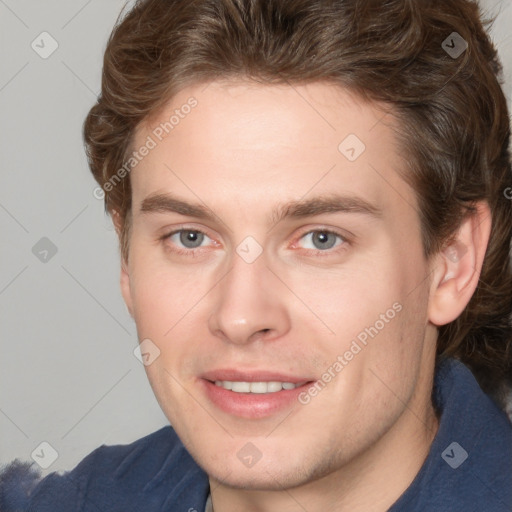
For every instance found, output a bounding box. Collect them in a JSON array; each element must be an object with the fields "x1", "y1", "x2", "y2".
[{"x1": 1, "y1": 0, "x2": 511, "y2": 510}]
